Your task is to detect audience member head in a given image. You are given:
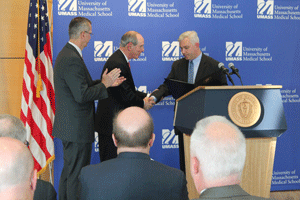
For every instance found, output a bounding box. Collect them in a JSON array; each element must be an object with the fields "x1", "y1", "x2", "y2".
[
  {"x1": 0, "y1": 137, "x2": 37, "y2": 200},
  {"x1": 190, "y1": 115, "x2": 246, "y2": 194},
  {"x1": 112, "y1": 107, "x2": 154, "y2": 154},
  {"x1": 68, "y1": 17, "x2": 92, "y2": 50},
  {"x1": 178, "y1": 31, "x2": 201, "y2": 60},
  {"x1": 0, "y1": 114, "x2": 27, "y2": 143},
  {"x1": 119, "y1": 31, "x2": 144, "y2": 60}
]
